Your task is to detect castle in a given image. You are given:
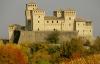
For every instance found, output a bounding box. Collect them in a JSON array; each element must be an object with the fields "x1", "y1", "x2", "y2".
[{"x1": 8, "y1": 1, "x2": 93, "y2": 43}]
